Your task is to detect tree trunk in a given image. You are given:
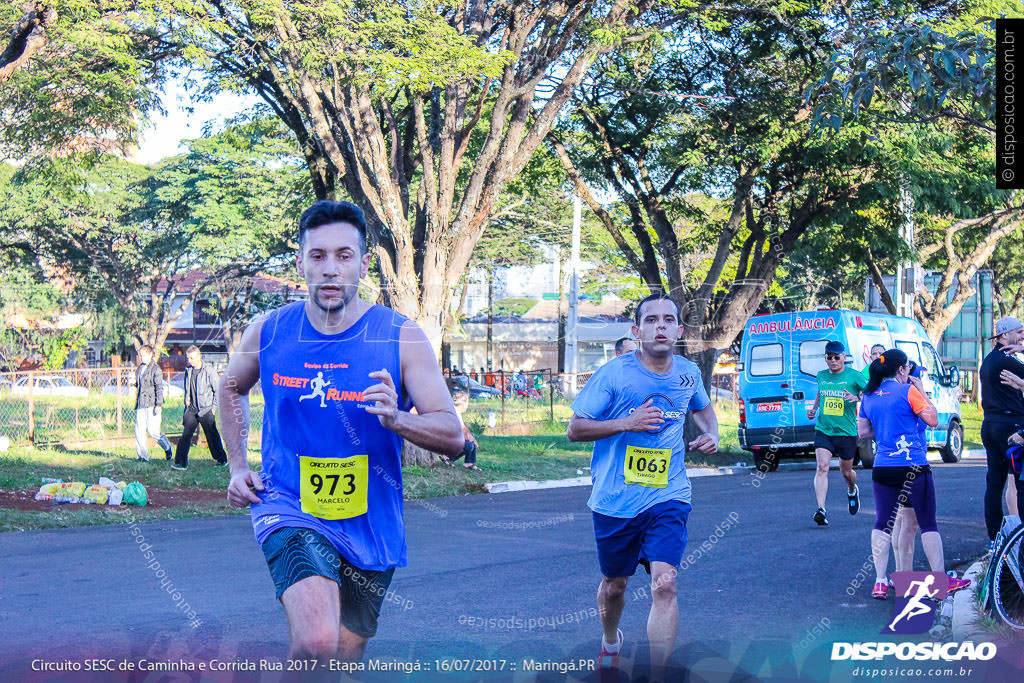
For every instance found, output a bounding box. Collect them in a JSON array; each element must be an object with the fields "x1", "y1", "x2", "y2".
[
  {"x1": 401, "y1": 440, "x2": 440, "y2": 467},
  {"x1": 486, "y1": 268, "x2": 494, "y2": 368}
]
